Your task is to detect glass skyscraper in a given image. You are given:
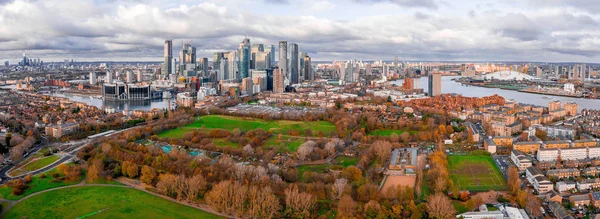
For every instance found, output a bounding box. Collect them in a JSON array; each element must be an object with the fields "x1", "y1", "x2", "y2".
[{"x1": 238, "y1": 38, "x2": 251, "y2": 79}]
